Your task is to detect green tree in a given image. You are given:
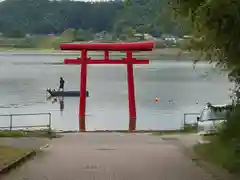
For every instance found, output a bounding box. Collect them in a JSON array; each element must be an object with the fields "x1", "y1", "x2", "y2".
[
  {"x1": 171, "y1": 0, "x2": 240, "y2": 103},
  {"x1": 3, "y1": 29, "x2": 25, "y2": 38},
  {"x1": 0, "y1": 0, "x2": 188, "y2": 38},
  {"x1": 74, "y1": 28, "x2": 93, "y2": 41},
  {"x1": 171, "y1": 0, "x2": 240, "y2": 71},
  {"x1": 61, "y1": 28, "x2": 75, "y2": 42}
]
